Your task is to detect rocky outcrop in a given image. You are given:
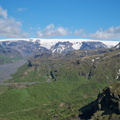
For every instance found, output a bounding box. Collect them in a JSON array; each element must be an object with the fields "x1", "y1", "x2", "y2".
[
  {"x1": 79, "y1": 82, "x2": 120, "y2": 120},
  {"x1": 97, "y1": 83, "x2": 120, "y2": 114}
]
